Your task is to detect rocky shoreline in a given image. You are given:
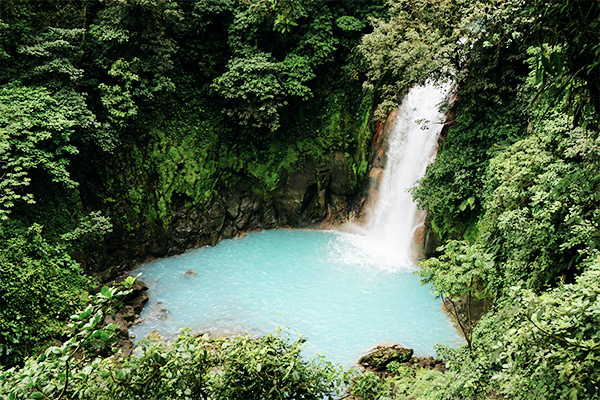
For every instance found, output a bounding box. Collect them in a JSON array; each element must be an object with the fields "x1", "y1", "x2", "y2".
[{"x1": 100, "y1": 278, "x2": 149, "y2": 358}]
